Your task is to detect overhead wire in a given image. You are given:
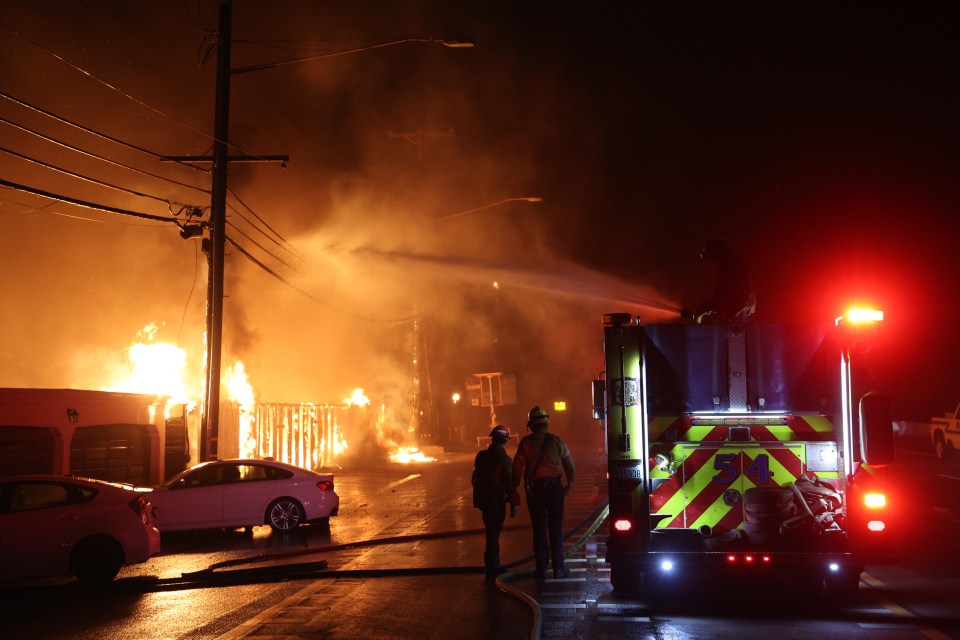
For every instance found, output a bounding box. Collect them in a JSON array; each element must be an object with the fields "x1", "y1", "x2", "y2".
[
  {"x1": 0, "y1": 20, "x2": 218, "y2": 149},
  {"x1": 0, "y1": 90, "x2": 208, "y2": 175},
  {"x1": 226, "y1": 220, "x2": 297, "y2": 270},
  {"x1": 0, "y1": 145, "x2": 199, "y2": 210},
  {"x1": 1, "y1": 10, "x2": 312, "y2": 286},
  {"x1": 2, "y1": 94, "x2": 289, "y2": 264},
  {"x1": 0, "y1": 116, "x2": 210, "y2": 194},
  {"x1": 0, "y1": 22, "x2": 299, "y2": 263},
  {"x1": 227, "y1": 187, "x2": 298, "y2": 254},
  {"x1": 0, "y1": 177, "x2": 183, "y2": 224}
]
